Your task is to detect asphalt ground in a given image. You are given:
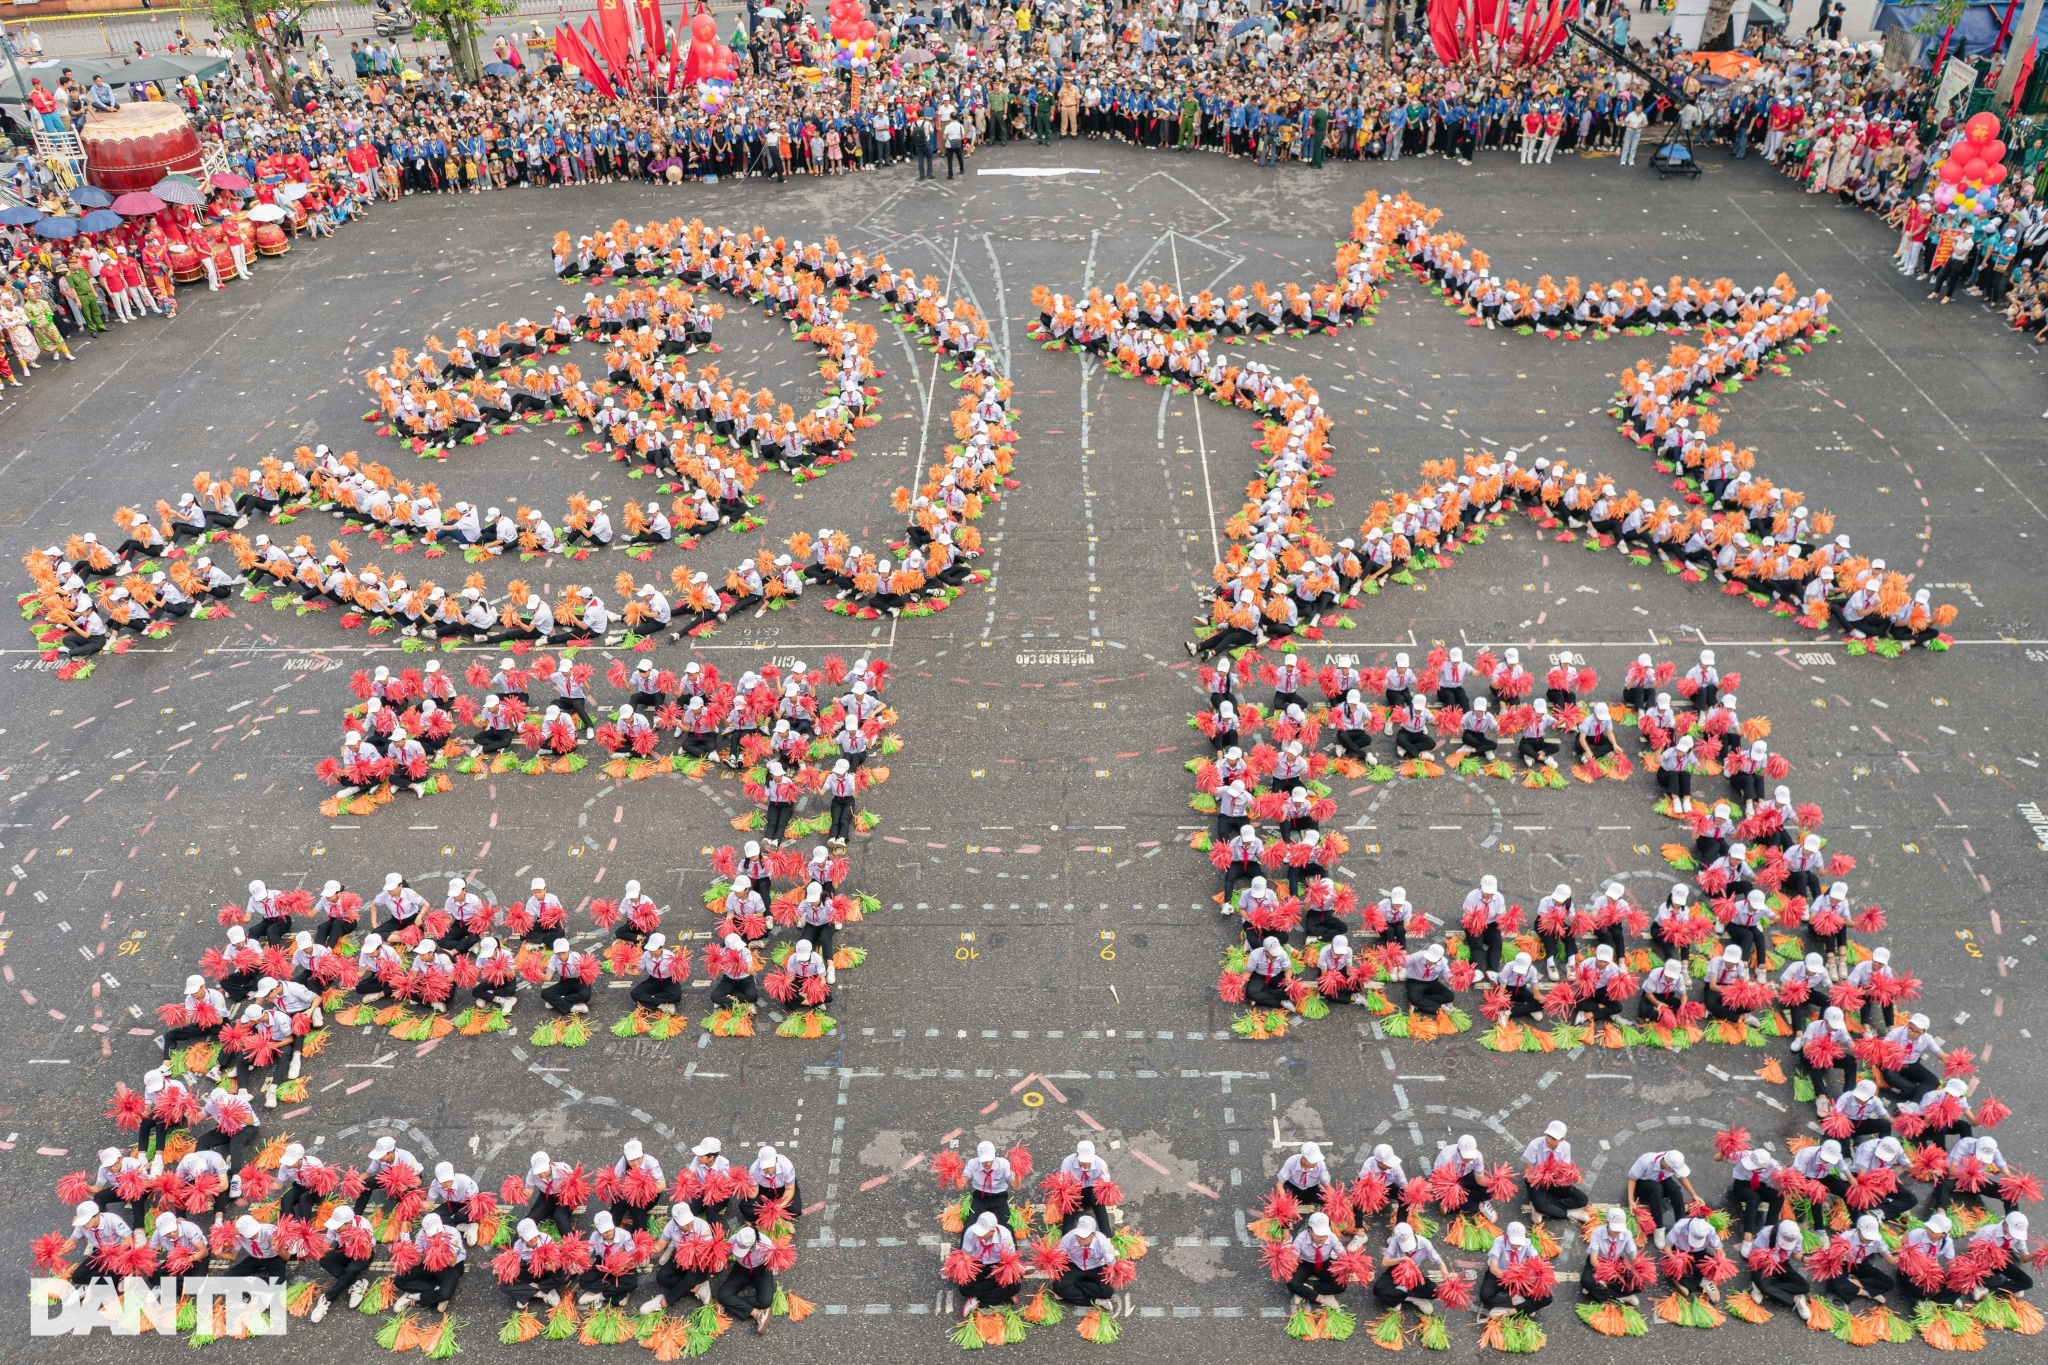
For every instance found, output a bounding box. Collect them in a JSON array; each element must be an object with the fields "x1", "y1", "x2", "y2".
[{"x1": 1, "y1": 135, "x2": 2045, "y2": 1362}]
